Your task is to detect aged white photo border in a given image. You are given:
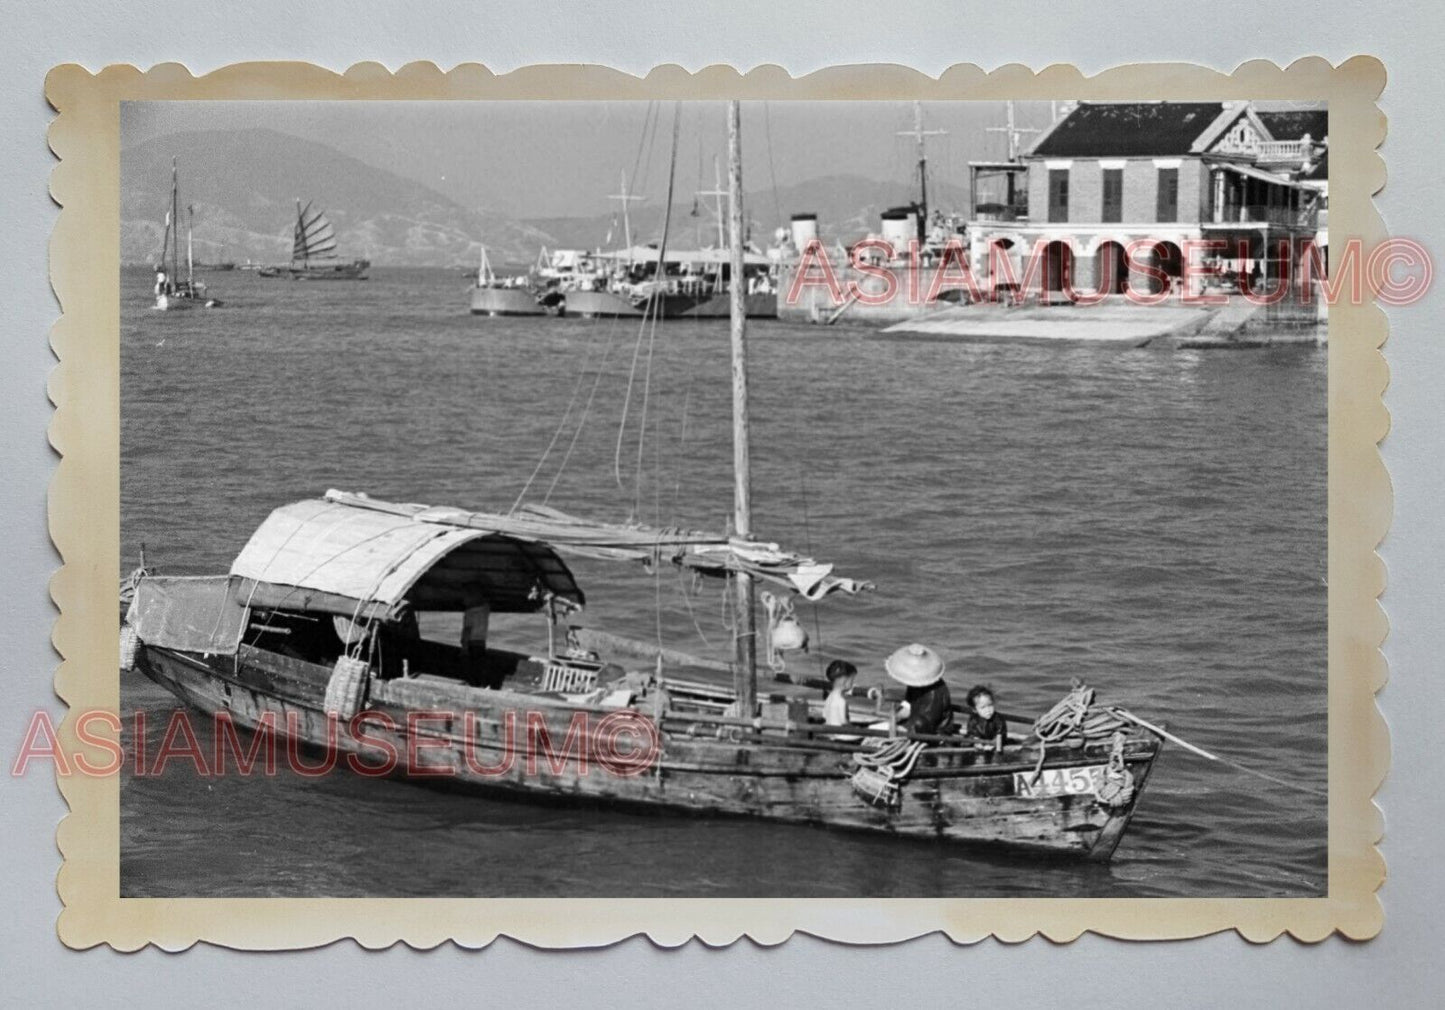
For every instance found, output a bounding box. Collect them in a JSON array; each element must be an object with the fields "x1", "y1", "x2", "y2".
[{"x1": 47, "y1": 58, "x2": 1388, "y2": 948}]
